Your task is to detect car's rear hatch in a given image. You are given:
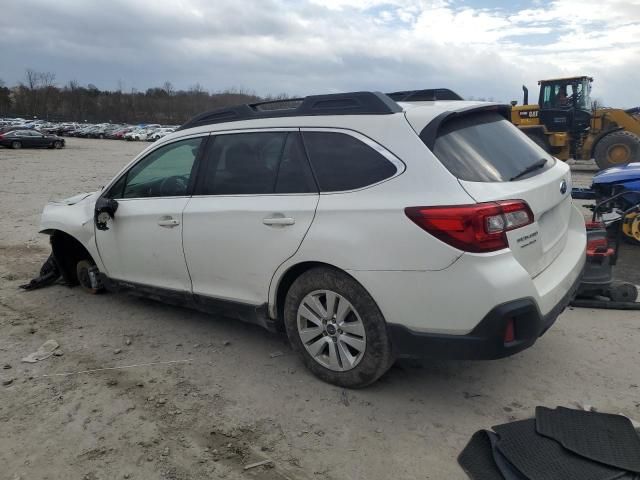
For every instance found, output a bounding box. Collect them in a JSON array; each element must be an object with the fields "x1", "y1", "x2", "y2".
[
  {"x1": 461, "y1": 166, "x2": 572, "y2": 278},
  {"x1": 409, "y1": 105, "x2": 572, "y2": 278}
]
